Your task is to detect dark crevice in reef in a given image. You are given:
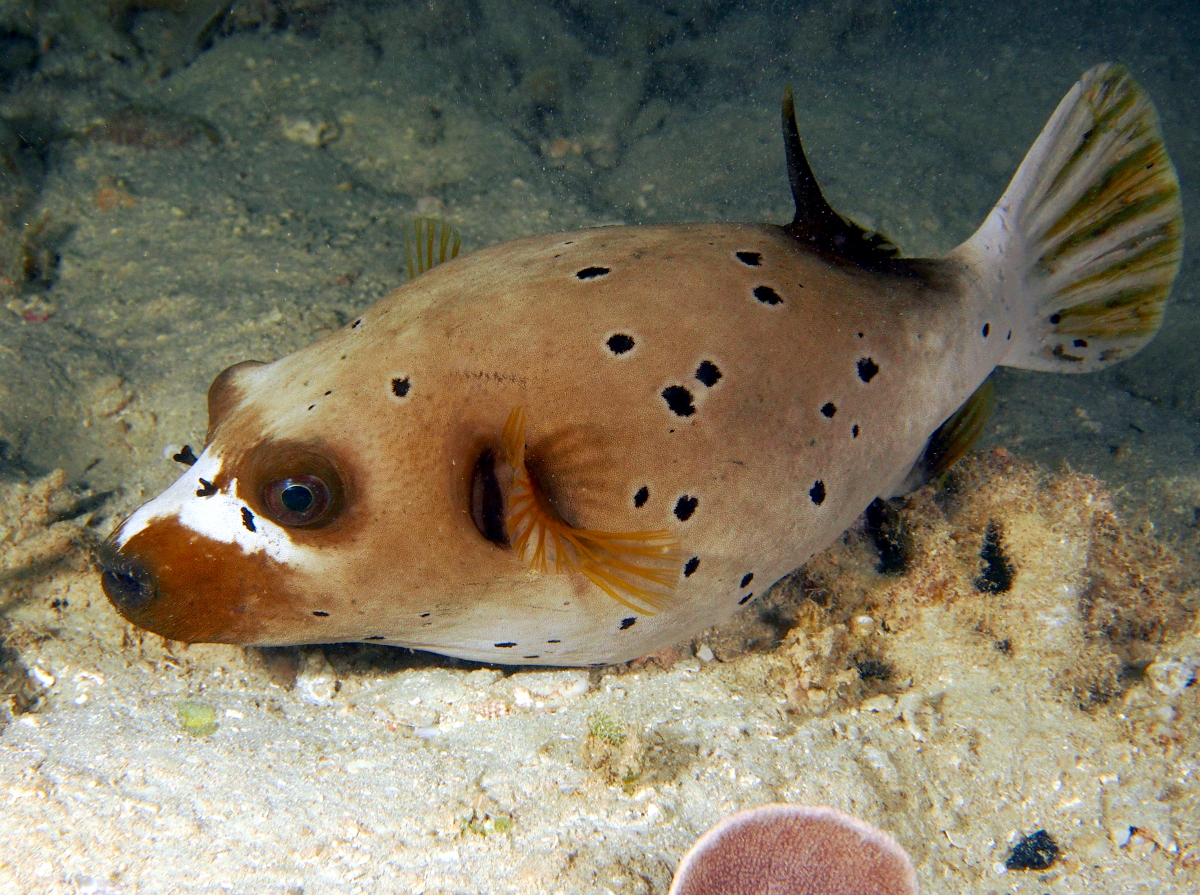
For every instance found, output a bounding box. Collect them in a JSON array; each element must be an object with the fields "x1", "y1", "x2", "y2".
[
  {"x1": 974, "y1": 520, "x2": 1015, "y2": 593},
  {"x1": 865, "y1": 497, "x2": 912, "y2": 576}
]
